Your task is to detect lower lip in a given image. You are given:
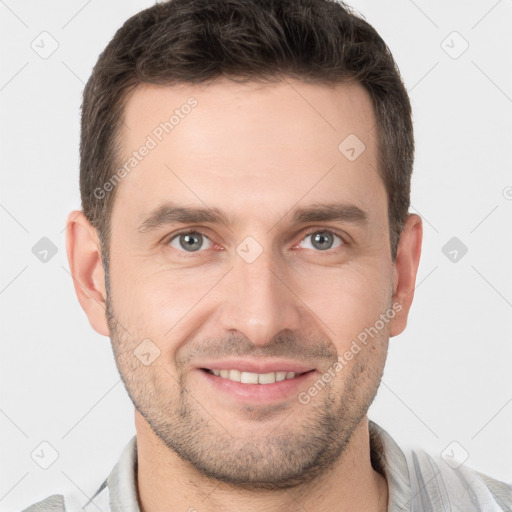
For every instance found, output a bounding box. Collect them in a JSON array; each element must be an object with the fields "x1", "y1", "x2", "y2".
[{"x1": 197, "y1": 369, "x2": 317, "y2": 404}]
